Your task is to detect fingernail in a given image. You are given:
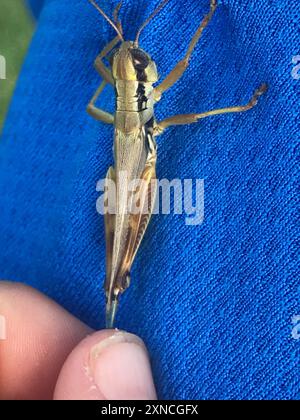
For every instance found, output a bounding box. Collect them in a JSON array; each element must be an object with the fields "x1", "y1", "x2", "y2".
[{"x1": 88, "y1": 331, "x2": 157, "y2": 400}]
